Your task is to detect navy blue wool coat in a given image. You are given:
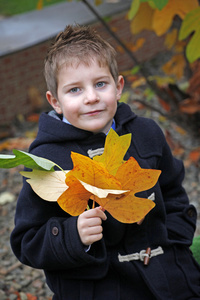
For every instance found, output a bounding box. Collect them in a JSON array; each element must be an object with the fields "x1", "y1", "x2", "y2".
[{"x1": 10, "y1": 103, "x2": 200, "y2": 299}]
